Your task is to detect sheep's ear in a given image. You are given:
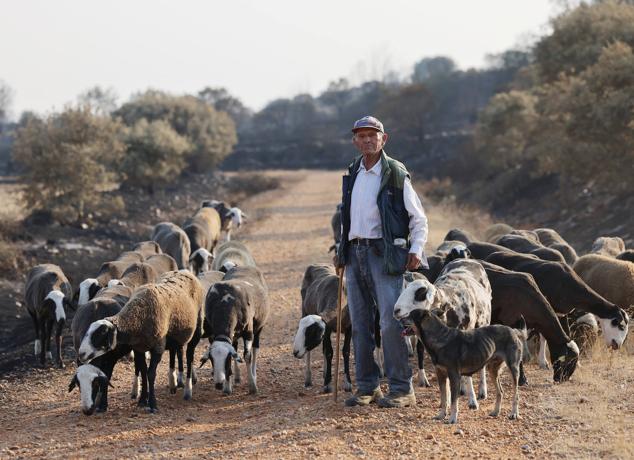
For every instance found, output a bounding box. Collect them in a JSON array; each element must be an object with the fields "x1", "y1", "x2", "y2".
[
  {"x1": 241, "y1": 212, "x2": 248, "y2": 220},
  {"x1": 414, "y1": 287, "x2": 428, "y2": 302},
  {"x1": 68, "y1": 374, "x2": 79, "y2": 393}
]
